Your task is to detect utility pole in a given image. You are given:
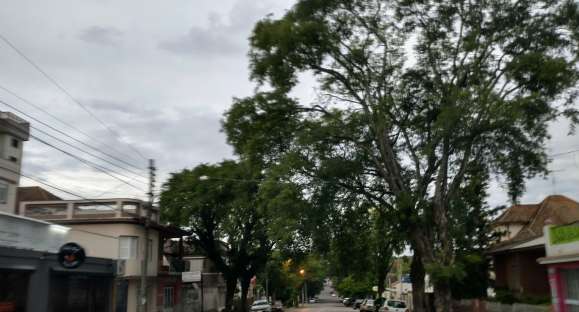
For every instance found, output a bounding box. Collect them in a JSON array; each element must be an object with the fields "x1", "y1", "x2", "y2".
[{"x1": 139, "y1": 159, "x2": 155, "y2": 312}]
